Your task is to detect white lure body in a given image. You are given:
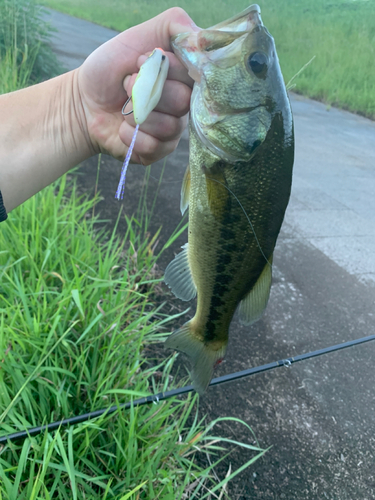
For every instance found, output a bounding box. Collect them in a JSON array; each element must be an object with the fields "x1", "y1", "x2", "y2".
[{"x1": 132, "y1": 48, "x2": 169, "y2": 124}]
